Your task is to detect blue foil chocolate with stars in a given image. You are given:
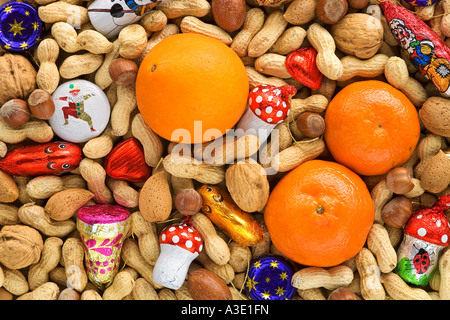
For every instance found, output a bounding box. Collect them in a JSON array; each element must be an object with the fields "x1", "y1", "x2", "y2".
[
  {"x1": 0, "y1": 1, "x2": 42, "y2": 52},
  {"x1": 403, "y1": 0, "x2": 438, "y2": 6},
  {"x1": 245, "y1": 255, "x2": 295, "y2": 300}
]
